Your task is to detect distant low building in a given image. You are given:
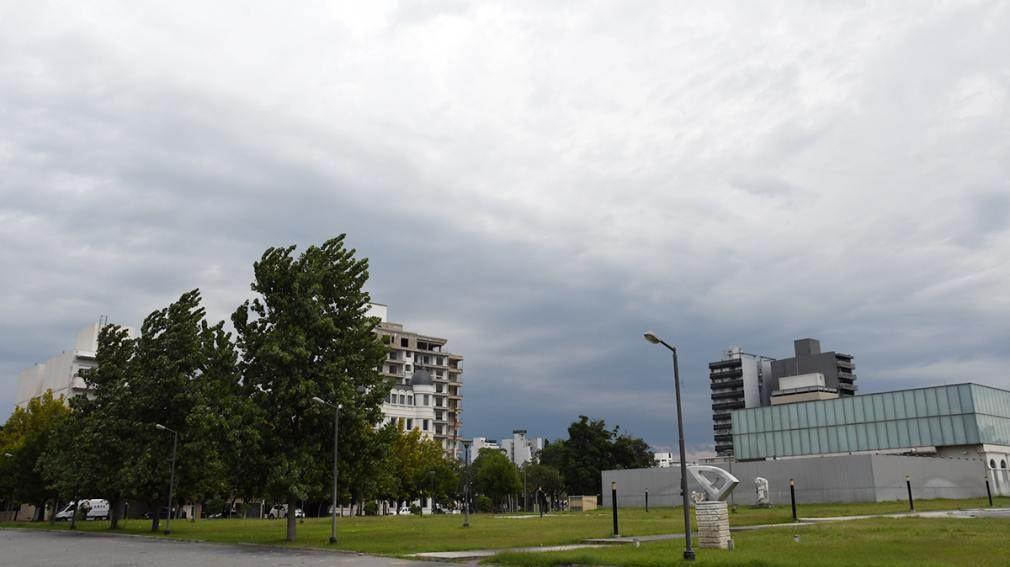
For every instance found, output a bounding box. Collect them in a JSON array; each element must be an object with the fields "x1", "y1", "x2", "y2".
[
  {"x1": 652, "y1": 451, "x2": 674, "y2": 468},
  {"x1": 470, "y1": 430, "x2": 545, "y2": 466}
]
